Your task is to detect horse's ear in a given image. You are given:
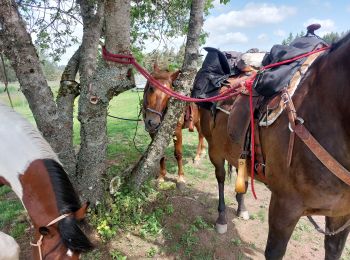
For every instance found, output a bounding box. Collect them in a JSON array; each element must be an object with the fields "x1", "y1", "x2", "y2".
[
  {"x1": 74, "y1": 201, "x2": 90, "y2": 220},
  {"x1": 153, "y1": 63, "x2": 160, "y2": 72},
  {"x1": 171, "y1": 70, "x2": 181, "y2": 81}
]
